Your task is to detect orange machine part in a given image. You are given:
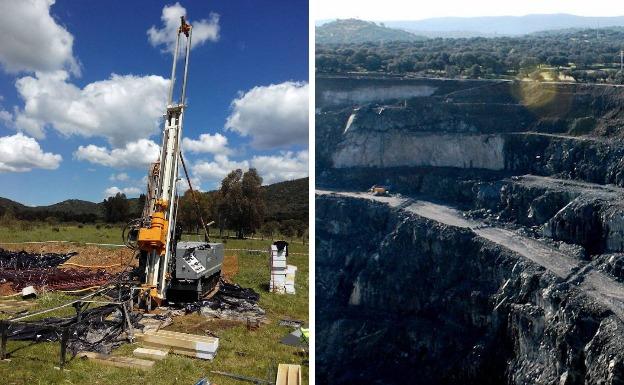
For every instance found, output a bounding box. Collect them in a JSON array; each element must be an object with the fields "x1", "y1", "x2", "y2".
[{"x1": 137, "y1": 211, "x2": 169, "y2": 255}]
